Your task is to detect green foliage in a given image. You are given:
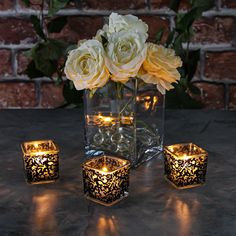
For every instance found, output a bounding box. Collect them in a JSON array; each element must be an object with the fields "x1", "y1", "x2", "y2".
[
  {"x1": 63, "y1": 81, "x2": 83, "y2": 106},
  {"x1": 47, "y1": 16, "x2": 68, "y2": 33},
  {"x1": 155, "y1": 28, "x2": 164, "y2": 44},
  {"x1": 26, "y1": 61, "x2": 45, "y2": 79},
  {"x1": 22, "y1": 0, "x2": 30, "y2": 7},
  {"x1": 48, "y1": 0, "x2": 69, "y2": 16},
  {"x1": 24, "y1": 0, "x2": 83, "y2": 106},
  {"x1": 30, "y1": 39, "x2": 68, "y2": 77},
  {"x1": 164, "y1": 0, "x2": 215, "y2": 108},
  {"x1": 30, "y1": 15, "x2": 46, "y2": 40}
]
